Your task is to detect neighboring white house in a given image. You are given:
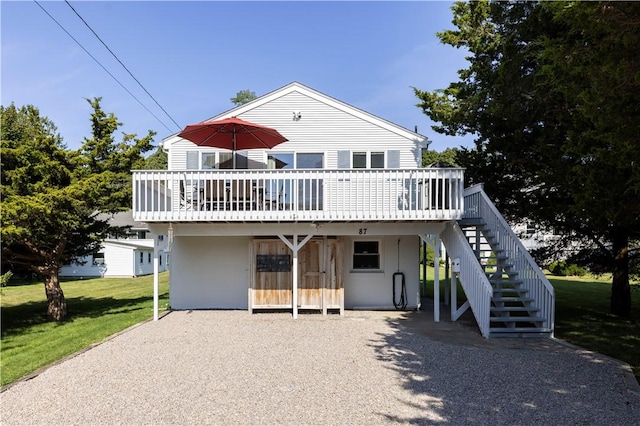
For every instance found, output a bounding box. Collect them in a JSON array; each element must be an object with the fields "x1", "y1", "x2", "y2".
[
  {"x1": 60, "y1": 211, "x2": 169, "y2": 278},
  {"x1": 133, "y1": 82, "x2": 554, "y2": 338}
]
